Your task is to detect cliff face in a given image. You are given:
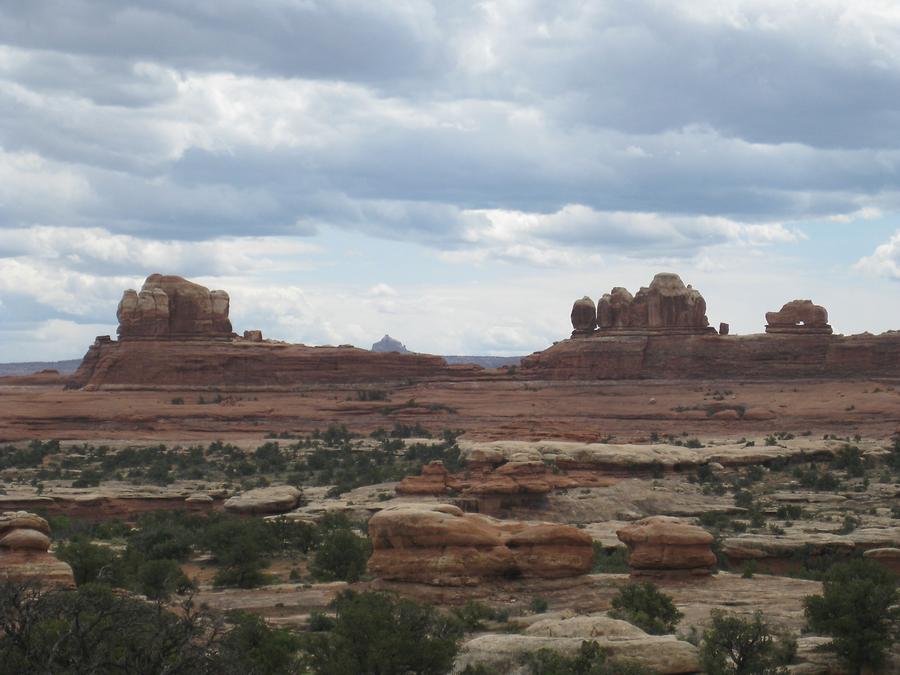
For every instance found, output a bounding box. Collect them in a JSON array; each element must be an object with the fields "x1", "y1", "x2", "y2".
[
  {"x1": 70, "y1": 339, "x2": 467, "y2": 389},
  {"x1": 520, "y1": 331, "x2": 900, "y2": 380}
]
